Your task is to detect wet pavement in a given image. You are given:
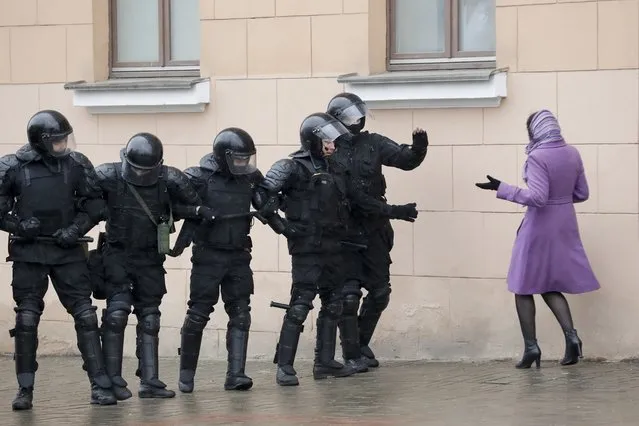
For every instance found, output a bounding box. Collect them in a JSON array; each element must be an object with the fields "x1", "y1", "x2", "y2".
[{"x1": 0, "y1": 356, "x2": 638, "y2": 425}]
